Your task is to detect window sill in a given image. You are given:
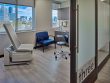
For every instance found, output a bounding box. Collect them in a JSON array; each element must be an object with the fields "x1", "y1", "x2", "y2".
[
  {"x1": 0, "y1": 30, "x2": 36, "y2": 35},
  {"x1": 16, "y1": 30, "x2": 36, "y2": 33}
]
